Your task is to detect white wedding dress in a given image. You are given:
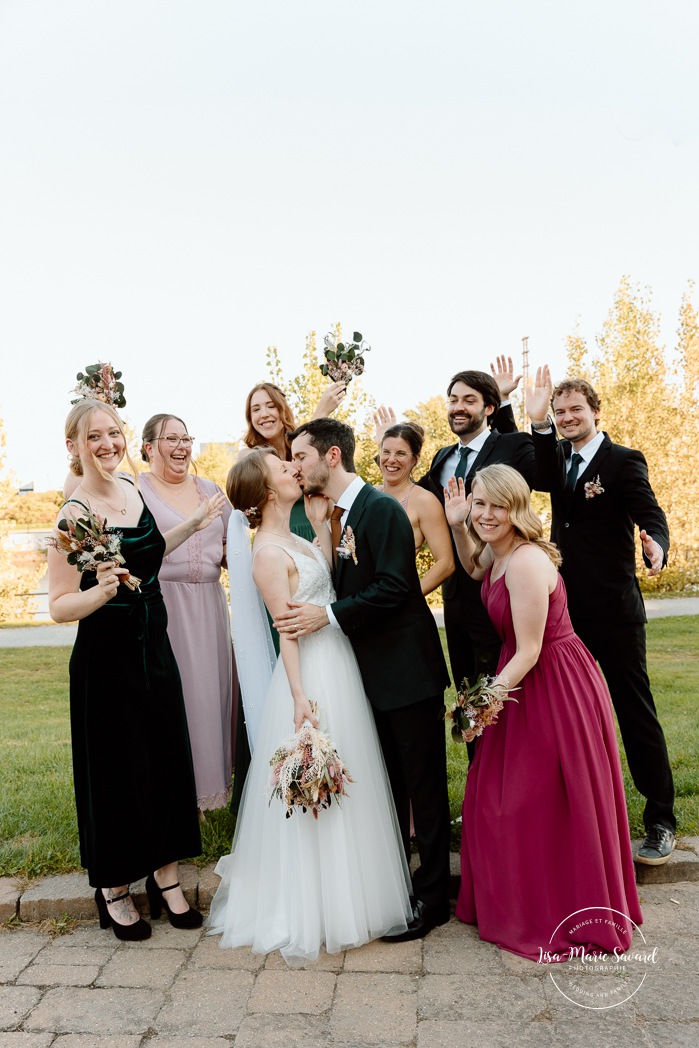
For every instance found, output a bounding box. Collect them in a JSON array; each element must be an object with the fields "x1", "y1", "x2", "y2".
[{"x1": 206, "y1": 537, "x2": 412, "y2": 965}]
